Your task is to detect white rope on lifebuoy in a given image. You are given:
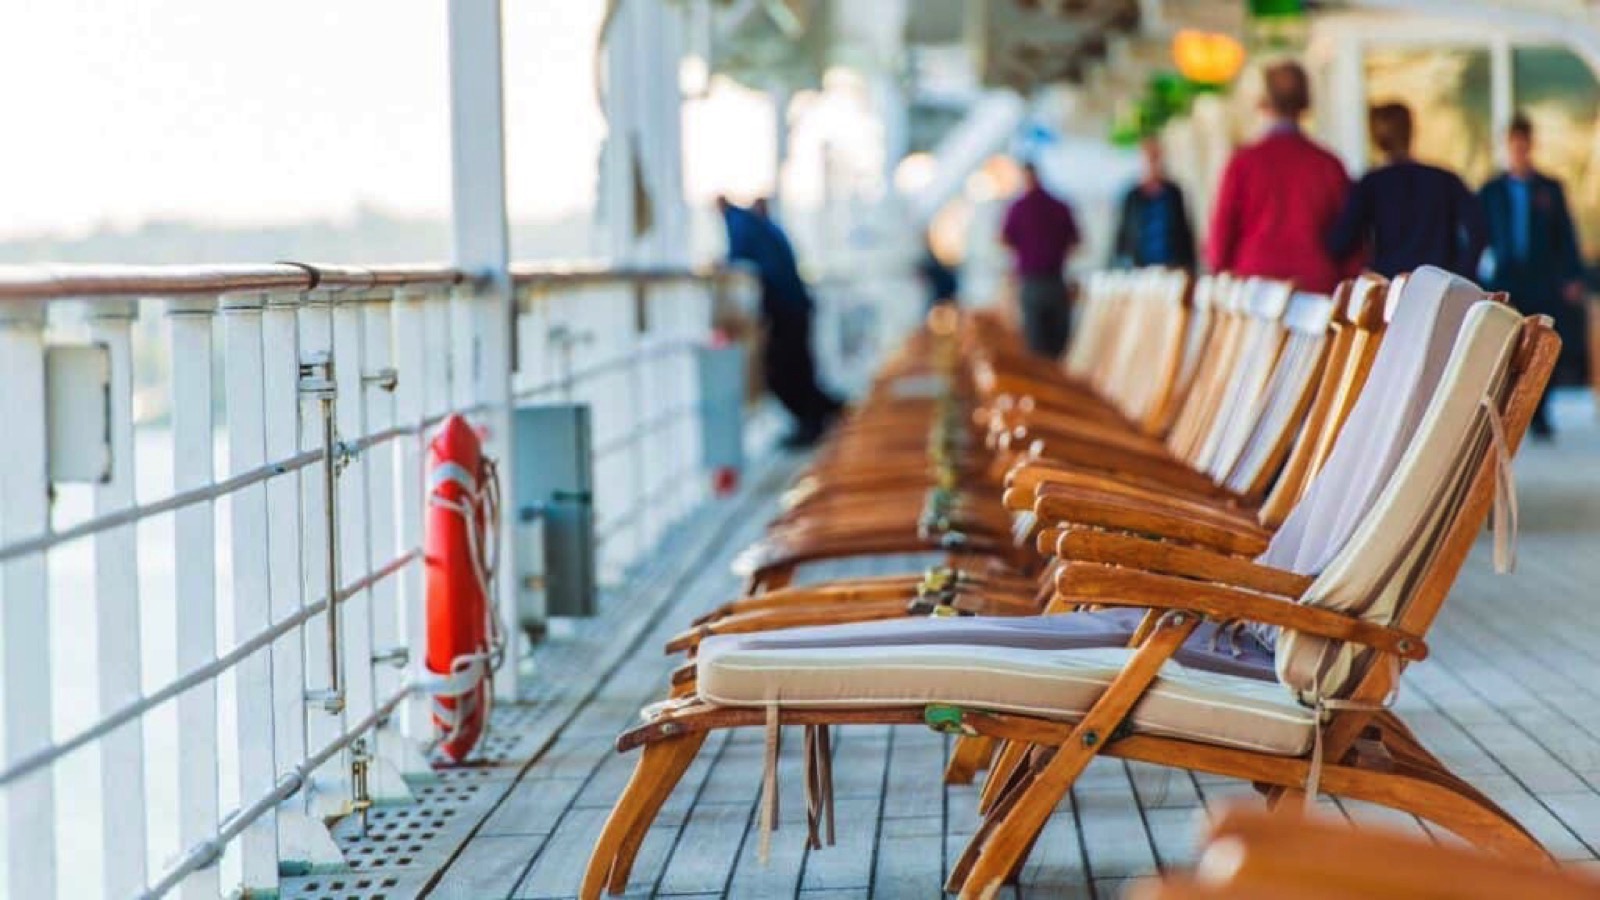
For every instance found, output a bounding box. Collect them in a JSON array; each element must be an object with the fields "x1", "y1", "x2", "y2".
[{"x1": 424, "y1": 455, "x2": 506, "y2": 753}]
